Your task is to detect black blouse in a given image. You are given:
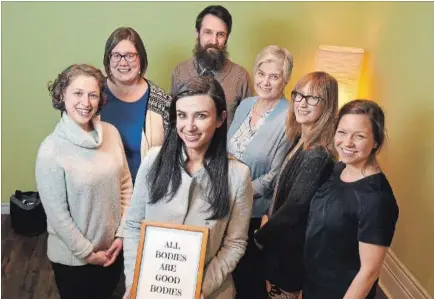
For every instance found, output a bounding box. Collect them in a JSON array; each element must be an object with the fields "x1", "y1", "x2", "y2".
[
  {"x1": 254, "y1": 146, "x2": 334, "y2": 292},
  {"x1": 303, "y1": 162, "x2": 399, "y2": 299}
]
